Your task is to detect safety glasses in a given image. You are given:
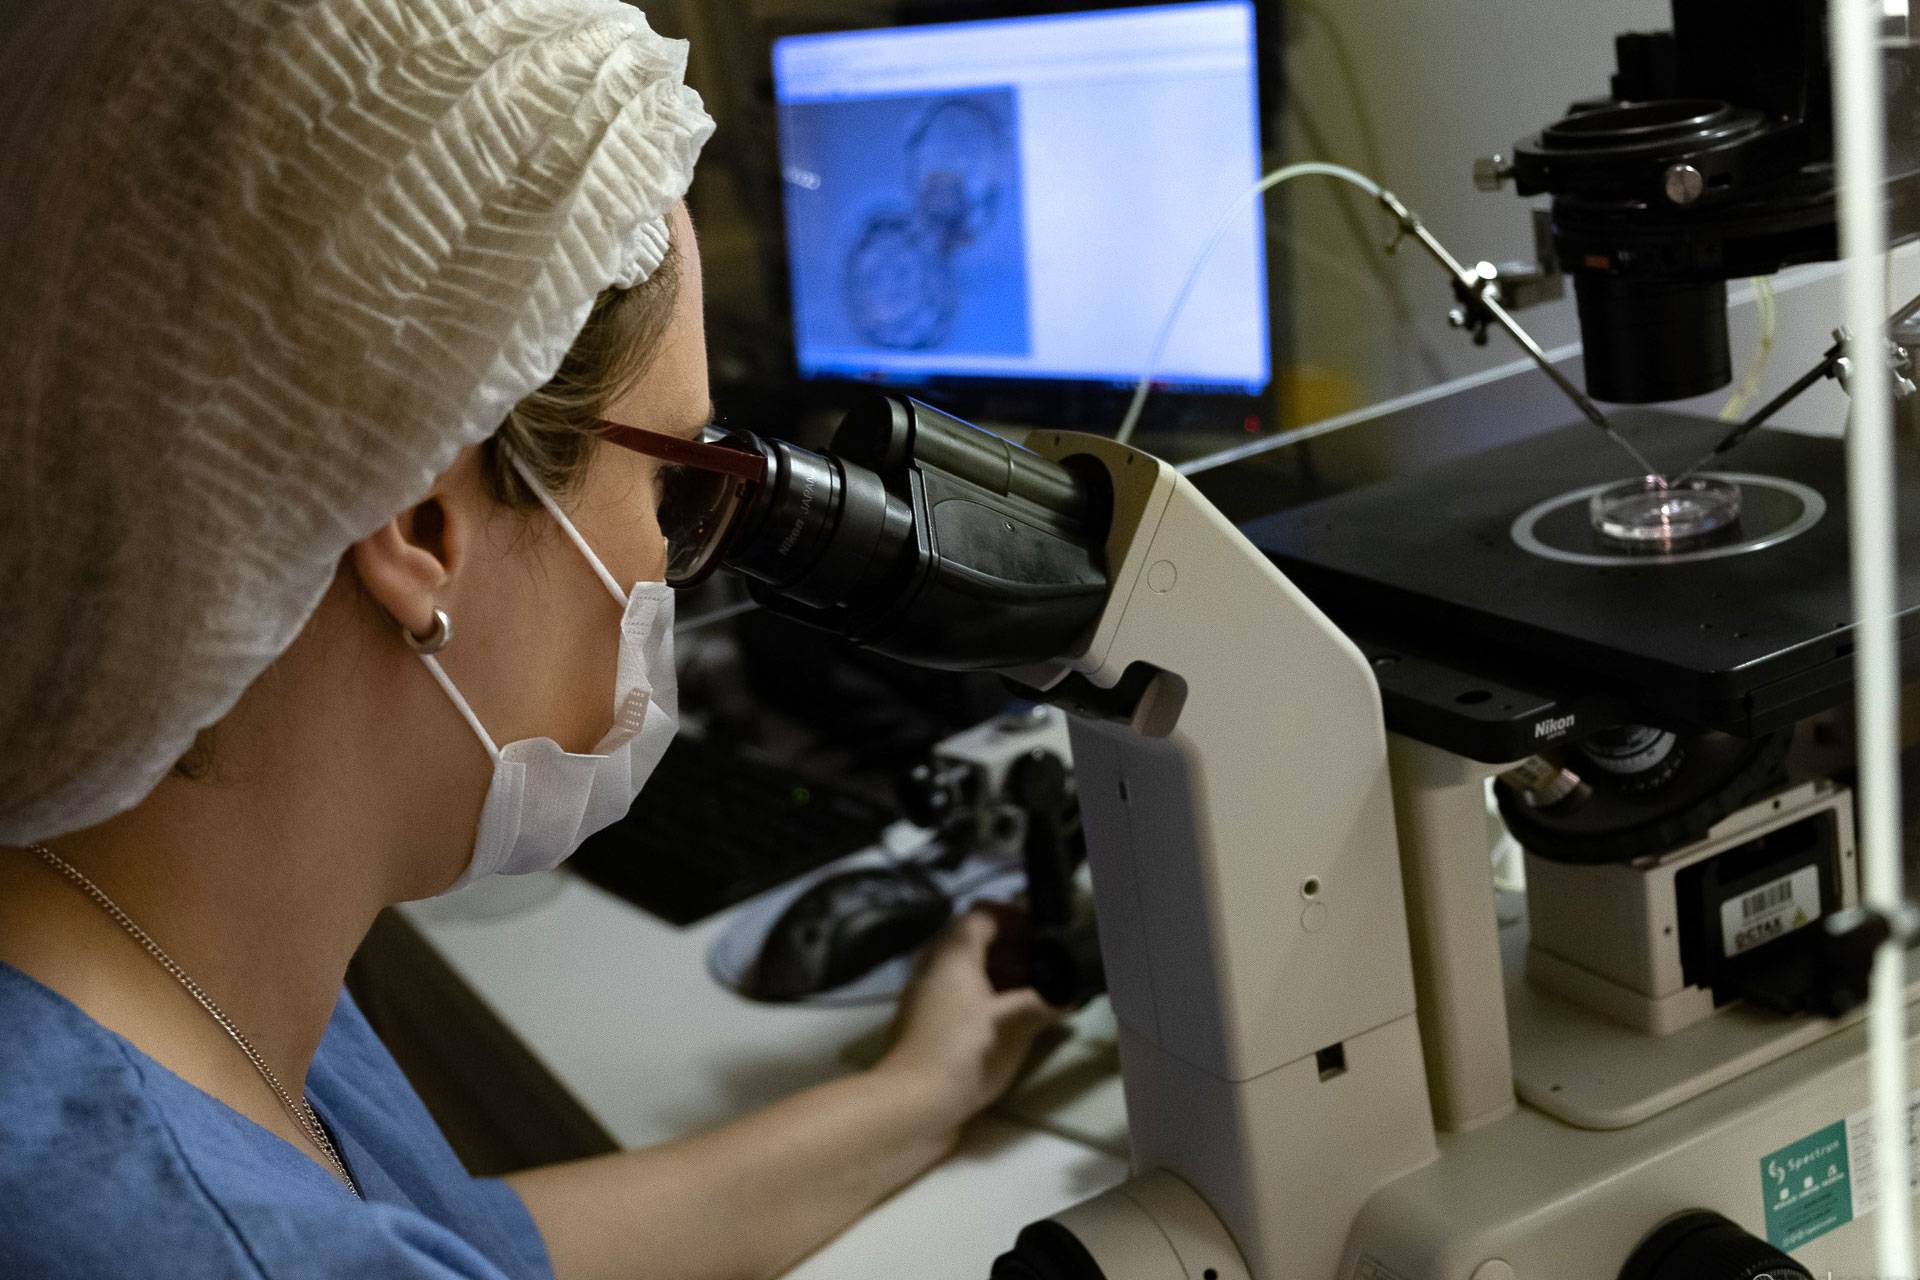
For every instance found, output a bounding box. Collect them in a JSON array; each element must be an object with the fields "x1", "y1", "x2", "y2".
[{"x1": 594, "y1": 418, "x2": 768, "y2": 588}]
